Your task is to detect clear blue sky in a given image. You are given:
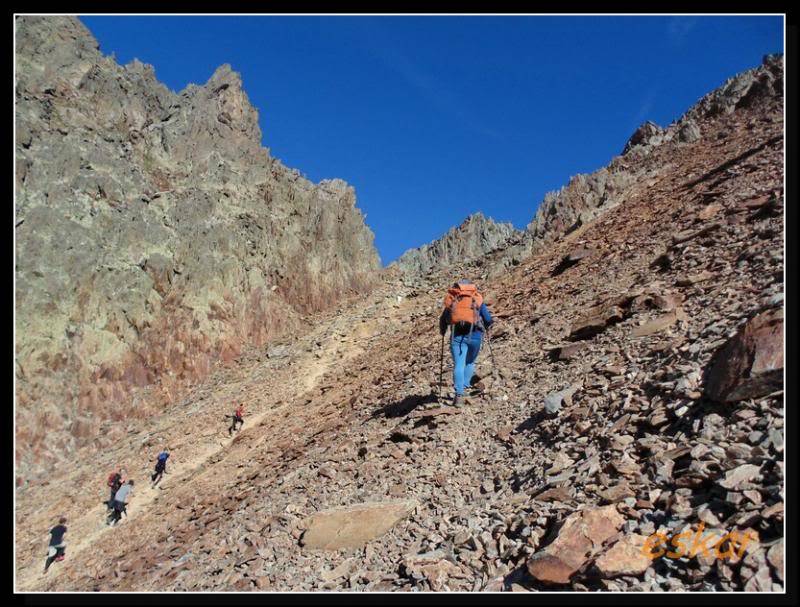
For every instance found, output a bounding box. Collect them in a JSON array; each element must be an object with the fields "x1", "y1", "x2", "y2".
[{"x1": 79, "y1": 15, "x2": 783, "y2": 265}]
